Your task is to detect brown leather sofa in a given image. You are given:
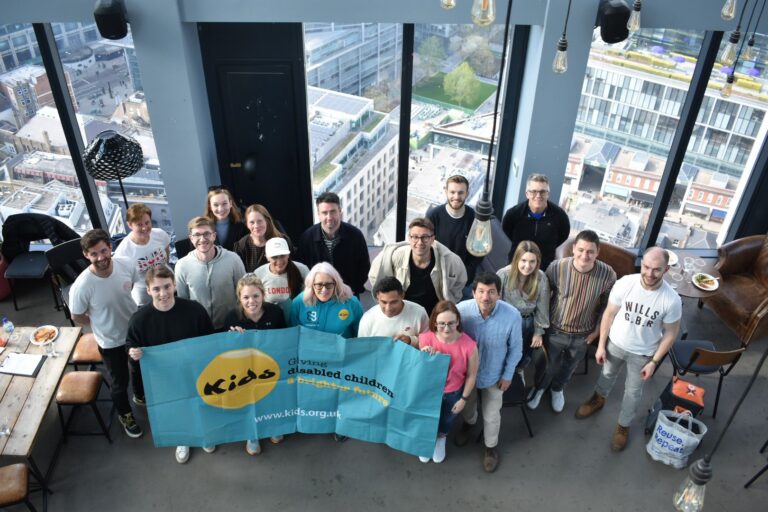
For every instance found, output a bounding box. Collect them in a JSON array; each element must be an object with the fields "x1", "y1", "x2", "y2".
[
  {"x1": 556, "y1": 238, "x2": 637, "y2": 278},
  {"x1": 701, "y1": 235, "x2": 768, "y2": 347}
]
